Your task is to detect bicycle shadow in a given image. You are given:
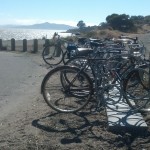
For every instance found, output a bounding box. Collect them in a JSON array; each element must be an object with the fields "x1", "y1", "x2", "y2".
[
  {"x1": 31, "y1": 104, "x2": 107, "y2": 145},
  {"x1": 31, "y1": 101, "x2": 150, "y2": 149},
  {"x1": 104, "y1": 93, "x2": 149, "y2": 135}
]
